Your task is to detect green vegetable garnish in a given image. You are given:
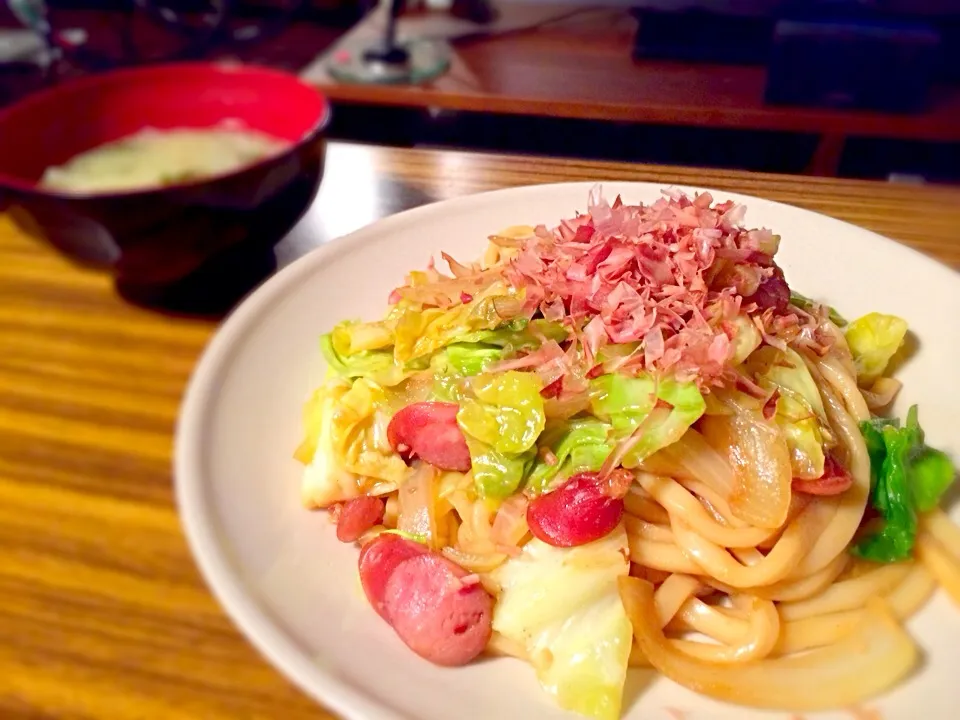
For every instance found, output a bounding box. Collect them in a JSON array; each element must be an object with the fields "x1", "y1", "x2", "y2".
[
  {"x1": 789, "y1": 290, "x2": 847, "y2": 327},
  {"x1": 854, "y1": 405, "x2": 956, "y2": 563}
]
